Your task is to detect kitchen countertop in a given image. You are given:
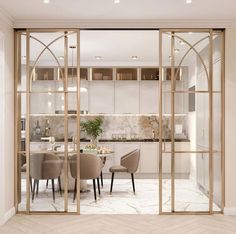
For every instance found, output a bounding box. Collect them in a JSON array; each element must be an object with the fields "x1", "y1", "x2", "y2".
[{"x1": 30, "y1": 138, "x2": 190, "y2": 143}]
